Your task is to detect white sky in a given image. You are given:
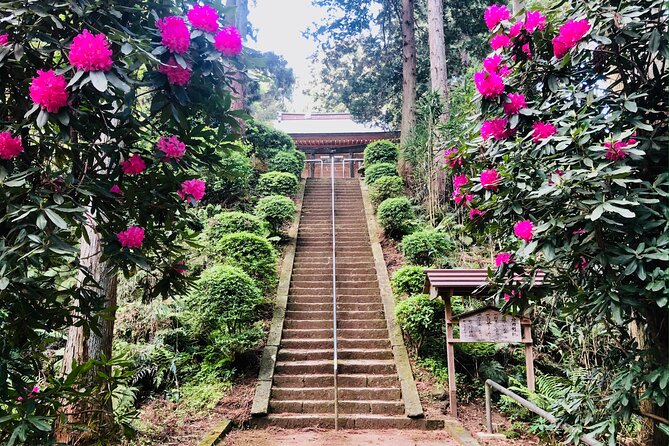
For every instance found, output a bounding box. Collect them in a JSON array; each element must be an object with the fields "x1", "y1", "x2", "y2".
[{"x1": 247, "y1": 0, "x2": 325, "y2": 112}]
